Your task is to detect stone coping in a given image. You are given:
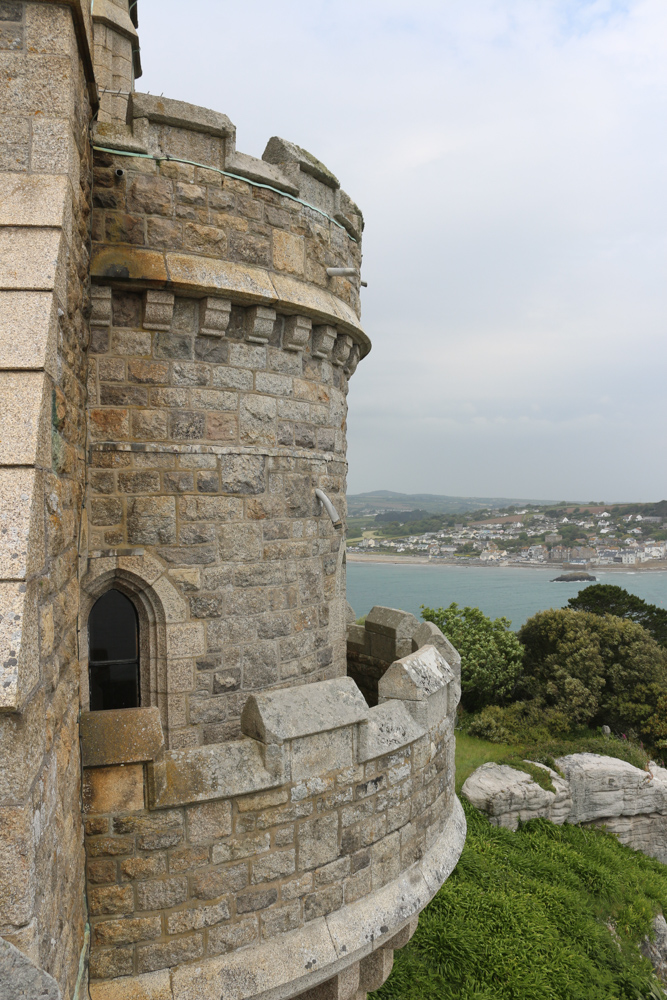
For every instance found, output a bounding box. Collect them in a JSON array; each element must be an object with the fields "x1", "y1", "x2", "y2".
[
  {"x1": 241, "y1": 677, "x2": 369, "y2": 744},
  {"x1": 129, "y1": 93, "x2": 234, "y2": 140},
  {"x1": 88, "y1": 797, "x2": 466, "y2": 1000},
  {"x1": 90, "y1": 249, "x2": 370, "y2": 356}
]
